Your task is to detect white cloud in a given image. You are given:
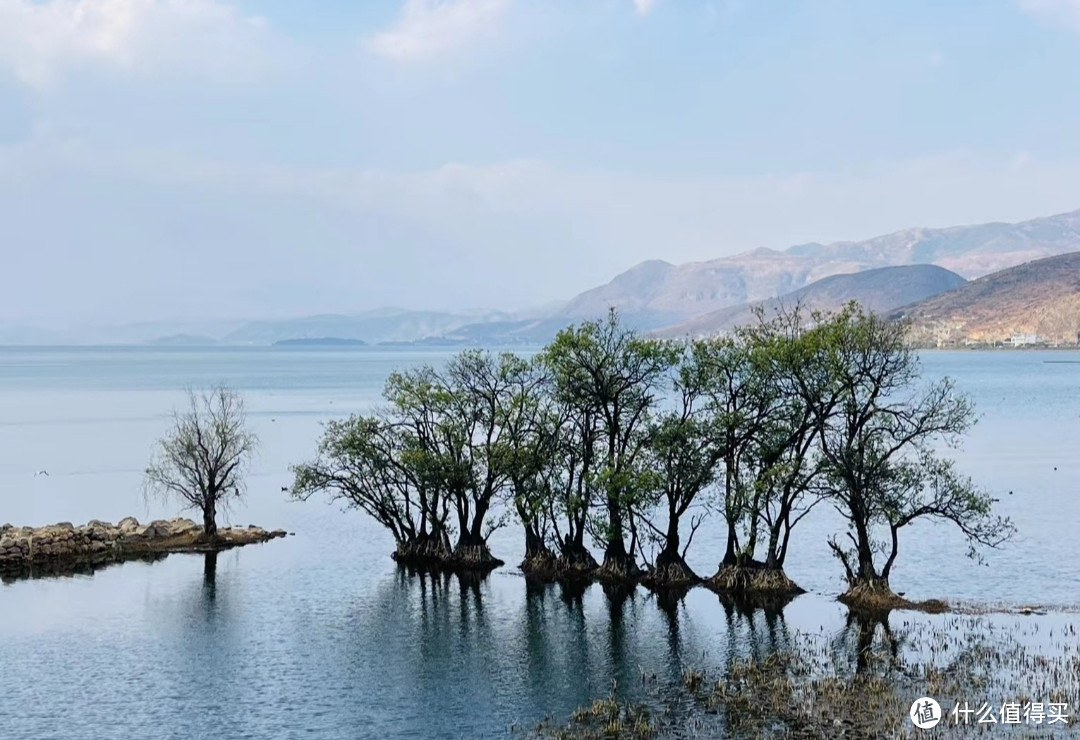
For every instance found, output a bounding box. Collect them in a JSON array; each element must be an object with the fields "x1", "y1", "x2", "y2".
[
  {"x1": 366, "y1": 0, "x2": 511, "y2": 63},
  {"x1": 0, "y1": 0, "x2": 271, "y2": 89},
  {"x1": 1019, "y1": 0, "x2": 1080, "y2": 33},
  {"x1": 633, "y1": 0, "x2": 658, "y2": 16}
]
